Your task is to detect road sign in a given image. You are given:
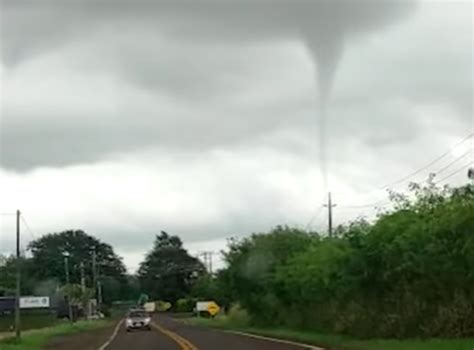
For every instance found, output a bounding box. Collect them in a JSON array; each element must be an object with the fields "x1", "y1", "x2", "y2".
[
  {"x1": 196, "y1": 300, "x2": 220, "y2": 316},
  {"x1": 207, "y1": 301, "x2": 220, "y2": 316},
  {"x1": 20, "y1": 296, "x2": 50, "y2": 309}
]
